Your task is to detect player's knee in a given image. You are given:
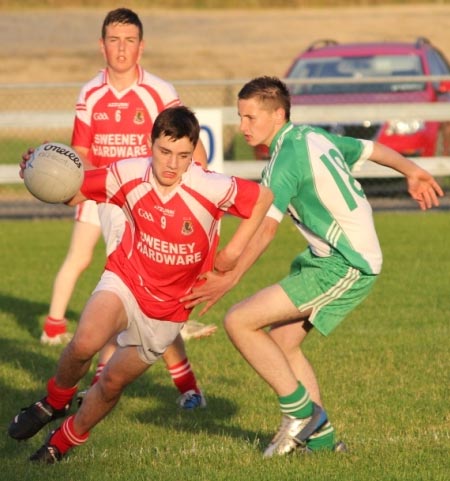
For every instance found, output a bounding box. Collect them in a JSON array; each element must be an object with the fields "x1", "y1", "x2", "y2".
[
  {"x1": 67, "y1": 333, "x2": 99, "y2": 362},
  {"x1": 223, "y1": 308, "x2": 242, "y2": 338},
  {"x1": 98, "y1": 369, "x2": 127, "y2": 400}
]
